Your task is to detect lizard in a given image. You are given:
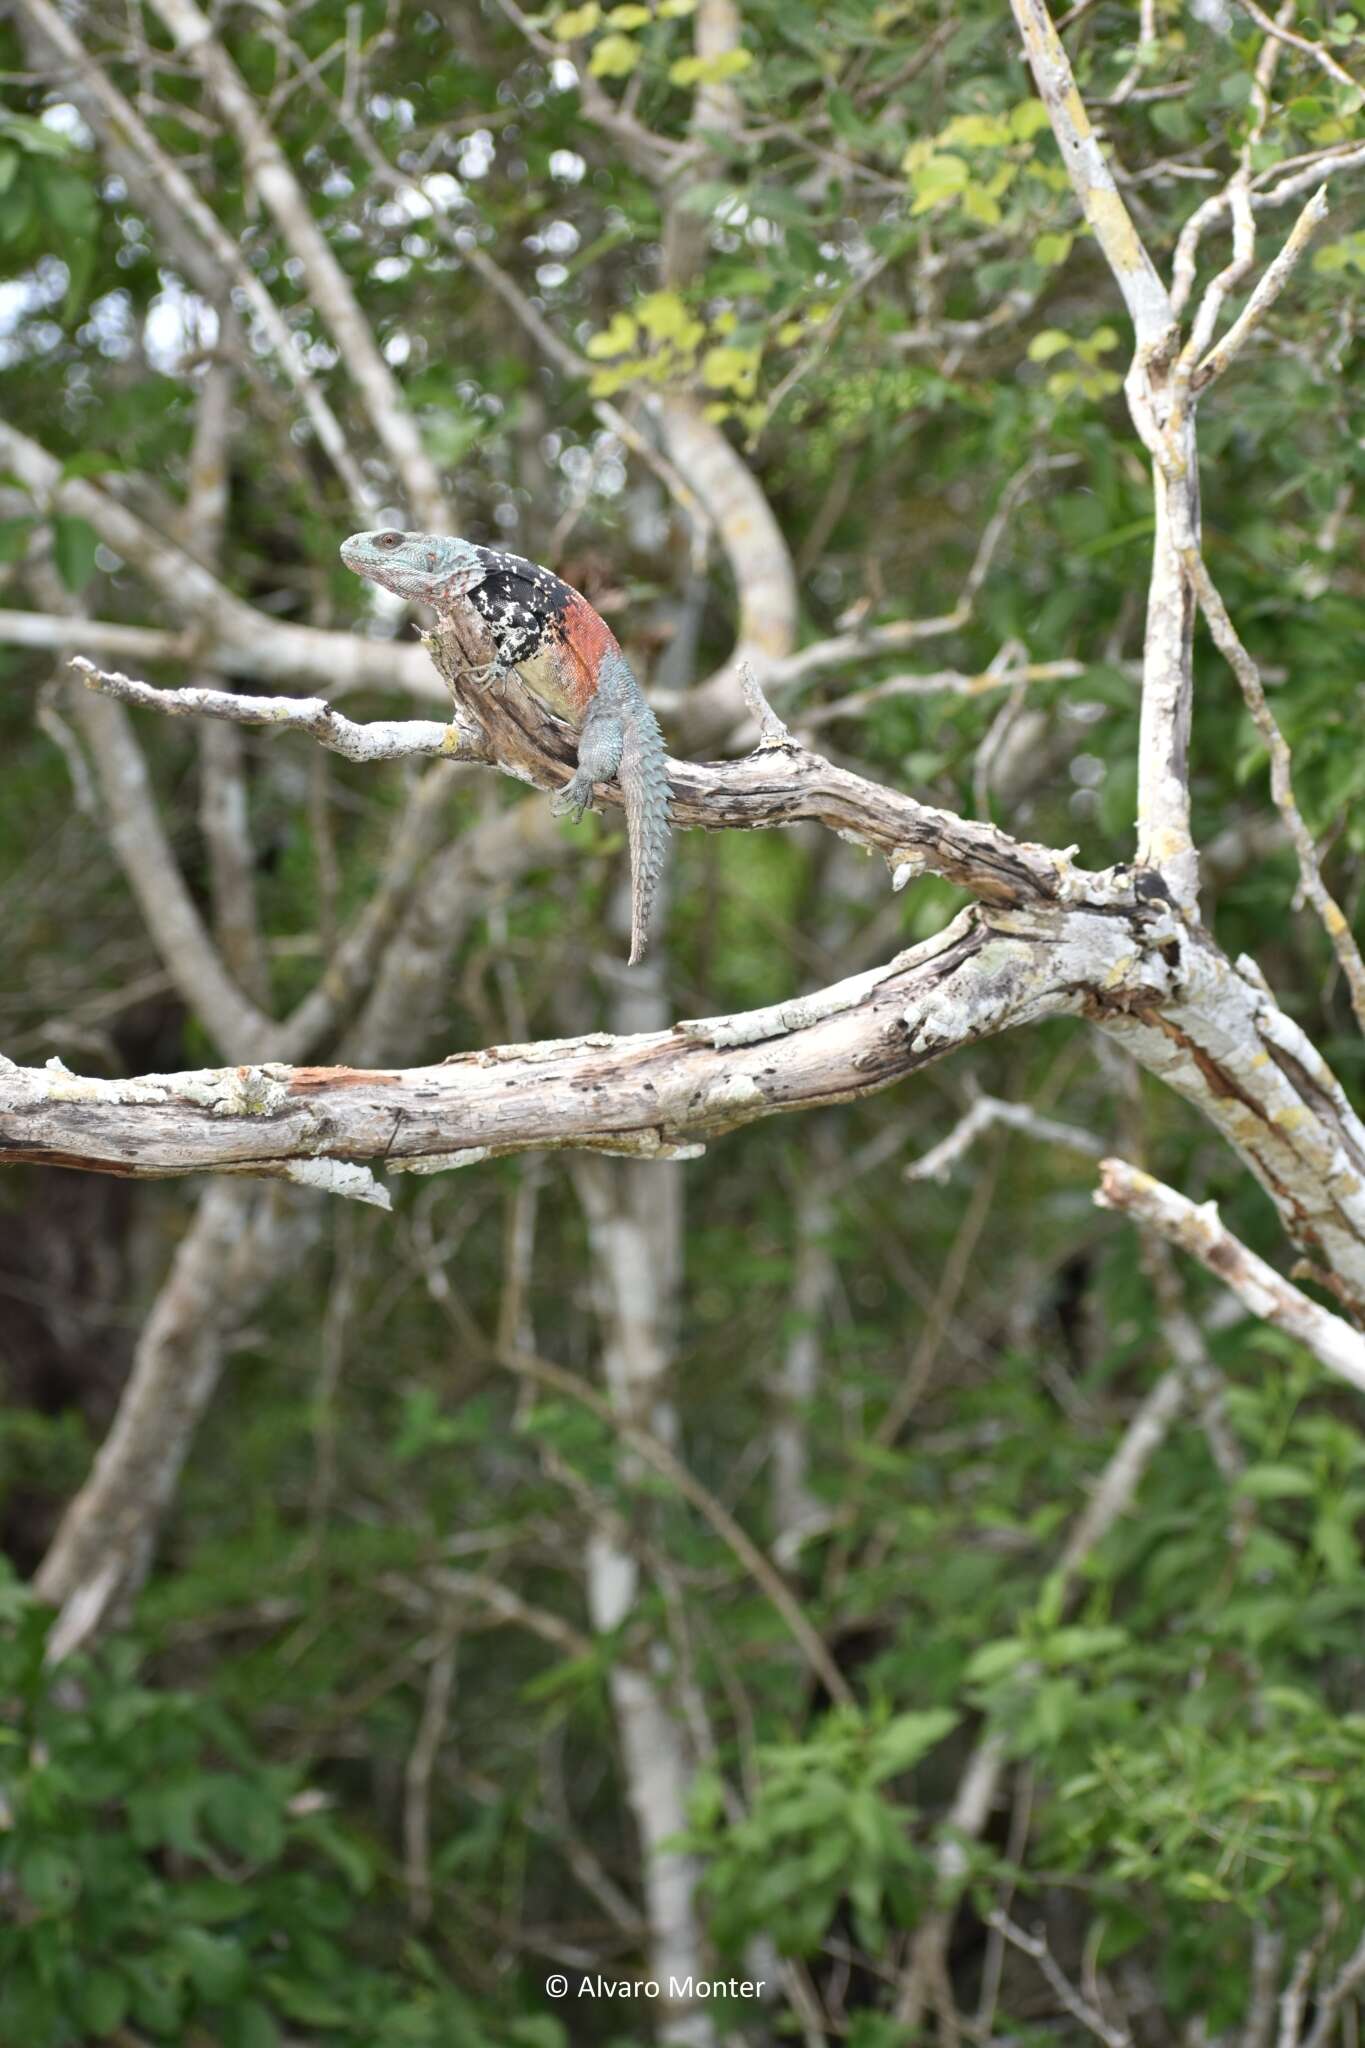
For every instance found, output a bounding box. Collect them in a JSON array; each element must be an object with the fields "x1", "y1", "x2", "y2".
[{"x1": 340, "y1": 529, "x2": 672, "y2": 965}]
